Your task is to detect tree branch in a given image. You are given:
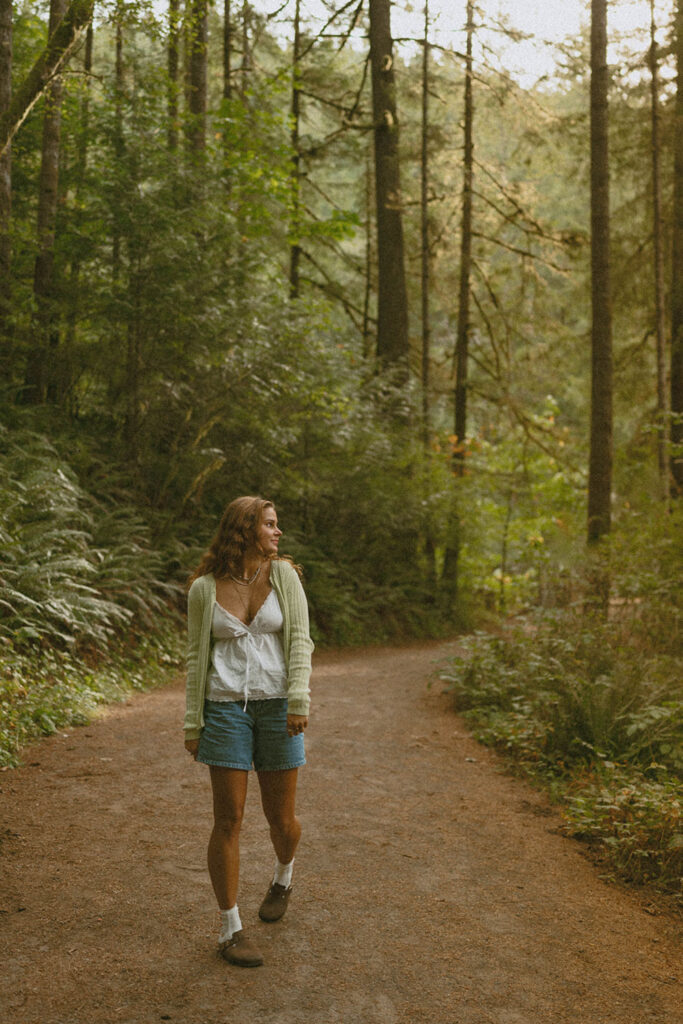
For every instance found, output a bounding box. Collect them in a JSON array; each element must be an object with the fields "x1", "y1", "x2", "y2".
[{"x1": 0, "y1": 0, "x2": 94, "y2": 158}]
